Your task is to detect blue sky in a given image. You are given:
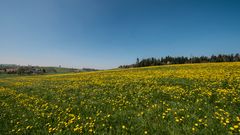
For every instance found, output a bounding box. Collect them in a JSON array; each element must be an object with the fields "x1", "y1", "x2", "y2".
[{"x1": 0, "y1": 0, "x2": 240, "y2": 69}]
